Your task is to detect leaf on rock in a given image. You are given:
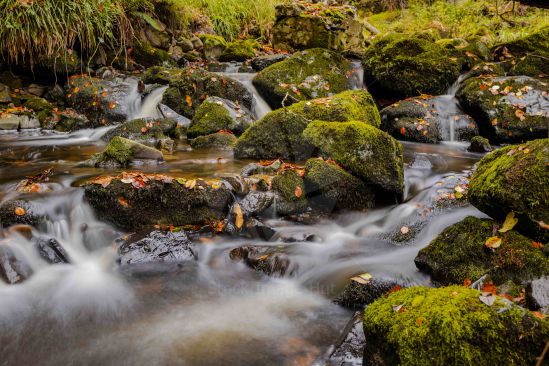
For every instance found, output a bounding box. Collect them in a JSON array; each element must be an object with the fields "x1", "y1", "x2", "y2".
[
  {"x1": 485, "y1": 236, "x2": 502, "y2": 249},
  {"x1": 234, "y1": 203, "x2": 244, "y2": 229},
  {"x1": 185, "y1": 95, "x2": 193, "y2": 107},
  {"x1": 185, "y1": 179, "x2": 197, "y2": 189},
  {"x1": 351, "y1": 272, "x2": 373, "y2": 285},
  {"x1": 479, "y1": 292, "x2": 496, "y2": 306},
  {"x1": 499, "y1": 211, "x2": 518, "y2": 233},
  {"x1": 14, "y1": 207, "x2": 26, "y2": 216},
  {"x1": 294, "y1": 186, "x2": 302, "y2": 198}
]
